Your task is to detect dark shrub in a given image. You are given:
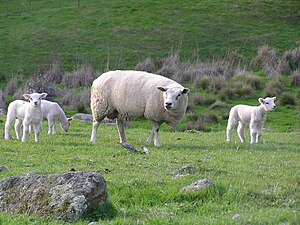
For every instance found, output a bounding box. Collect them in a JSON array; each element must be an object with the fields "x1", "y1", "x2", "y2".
[
  {"x1": 231, "y1": 75, "x2": 264, "y2": 90},
  {"x1": 5, "y1": 77, "x2": 19, "y2": 96},
  {"x1": 135, "y1": 58, "x2": 156, "y2": 73},
  {"x1": 62, "y1": 65, "x2": 98, "y2": 88},
  {"x1": 279, "y1": 93, "x2": 295, "y2": 106},
  {"x1": 263, "y1": 80, "x2": 285, "y2": 97},
  {"x1": 291, "y1": 70, "x2": 300, "y2": 86}
]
